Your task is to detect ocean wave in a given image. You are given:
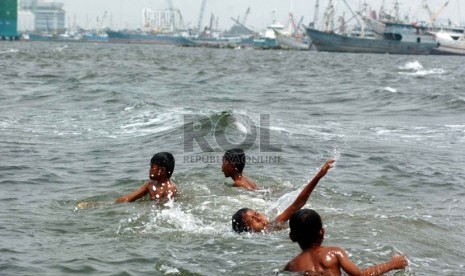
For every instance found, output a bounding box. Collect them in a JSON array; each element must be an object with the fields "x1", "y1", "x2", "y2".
[
  {"x1": 398, "y1": 61, "x2": 446, "y2": 78},
  {"x1": 0, "y1": 48, "x2": 19, "y2": 55}
]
